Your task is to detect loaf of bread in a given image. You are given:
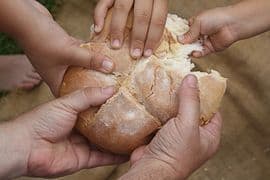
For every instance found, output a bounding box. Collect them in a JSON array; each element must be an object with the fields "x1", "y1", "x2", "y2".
[{"x1": 60, "y1": 10, "x2": 227, "y2": 155}]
